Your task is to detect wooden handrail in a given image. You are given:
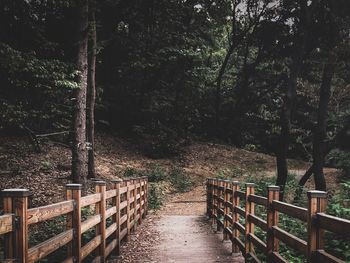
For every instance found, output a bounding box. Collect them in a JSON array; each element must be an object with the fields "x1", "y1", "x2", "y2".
[
  {"x1": 273, "y1": 200, "x2": 308, "y2": 222},
  {"x1": 206, "y1": 178, "x2": 349, "y2": 263},
  {"x1": 0, "y1": 177, "x2": 148, "y2": 263},
  {"x1": 27, "y1": 200, "x2": 74, "y2": 225},
  {"x1": 316, "y1": 213, "x2": 350, "y2": 235}
]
